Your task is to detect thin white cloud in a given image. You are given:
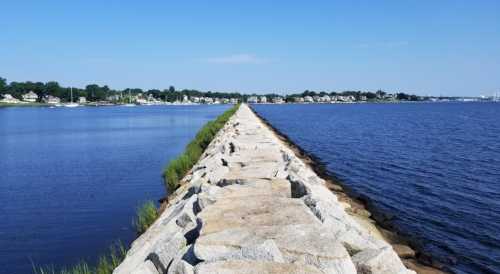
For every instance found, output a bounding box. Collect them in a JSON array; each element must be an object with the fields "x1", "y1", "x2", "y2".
[
  {"x1": 357, "y1": 41, "x2": 409, "y2": 48},
  {"x1": 205, "y1": 54, "x2": 267, "y2": 64}
]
